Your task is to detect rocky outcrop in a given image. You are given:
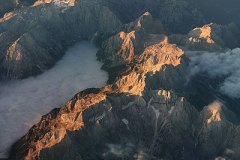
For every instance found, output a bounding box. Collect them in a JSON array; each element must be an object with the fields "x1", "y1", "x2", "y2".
[
  {"x1": 10, "y1": 87, "x2": 110, "y2": 160},
  {"x1": 1, "y1": 0, "x2": 240, "y2": 159},
  {"x1": 105, "y1": 0, "x2": 240, "y2": 34},
  {"x1": 9, "y1": 12, "x2": 240, "y2": 160},
  {"x1": 149, "y1": 100, "x2": 240, "y2": 160},
  {"x1": 98, "y1": 12, "x2": 187, "y2": 87},
  {"x1": 112, "y1": 40, "x2": 187, "y2": 95},
  {"x1": 1, "y1": 0, "x2": 240, "y2": 80},
  {"x1": 32, "y1": 0, "x2": 76, "y2": 6},
  {"x1": 10, "y1": 88, "x2": 240, "y2": 160},
  {"x1": 9, "y1": 12, "x2": 188, "y2": 160},
  {"x1": 98, "y1": 12, "x2": 164, "y2": 69},
  {"x1": 197, "y1": 101, "x2": 240, "y2": 160},
  {"x1": 0, "y1": 0, "x2": 122, "y2": 79},
  {"x1": 105, "y1": 0, "x2": 204, "y2": 33},
  {"x1": 169, "y1": 23, "x2": 240, "y2": 51}
]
